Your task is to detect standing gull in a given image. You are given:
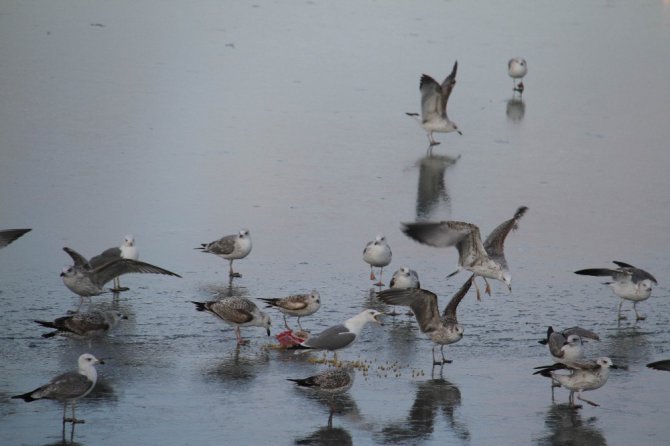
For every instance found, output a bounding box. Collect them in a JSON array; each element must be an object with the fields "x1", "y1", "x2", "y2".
[
  {"x1": 192, "y1": 296, "x2": 271, "y2": 345},
  {"x1": 196, "y1": 229, "x2": 252, "y2": 278},
  {"x1": 402, "y1": 206, "x2": 528, "y2": 300},
  {"x1": 259, "y1": 290, "x2": 321, "y2": 330},
  {"x1": 0, "y1": 228, "x2": 31, "y2": 249},
  {"x1": 89, "y1": 235, "x2": 139, "y2": 292},
  {"x1": 60, "y1": 247, "x2": 181, "y2": 303},
  {"x1": 388, "y1": 267, "x2": 421, "y2": 316},
  {"x1": 288, "y1": 365, "x2": 355, "y2": 394},
  {"x1": 575, "y1": 261, "x2": 657, "y2": 320},
  {"x1": 34, "y1": 310, "x2": 127, "y2": 338},
  {"x1": 12, "y1": 353, "x2": 103, "y2": 424},
  {"x1": 289, "y1": 309, "x2": 383, "y2": 360},
  {"x1": 508, "y1": 58, "x2": 527, "y2": 94},
  {"x1": 406, "y1": 61, "x2": 462, "y2": 147},
  {"x1": 363, "y1": 235, "x2": 392, "y2": 287},
  {"x1": 378, "y1": 275, "x2": 474, "y2": 366},
  {"x1": 534, "y1": 357, "x2": 618, "y2": 408}
]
